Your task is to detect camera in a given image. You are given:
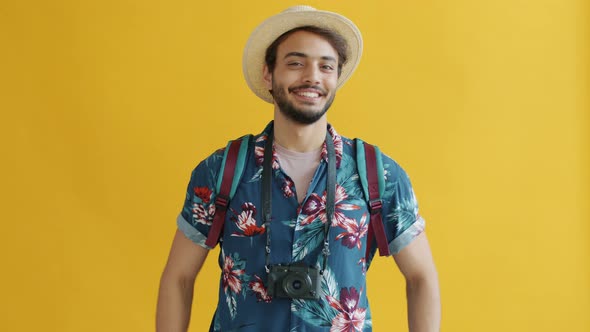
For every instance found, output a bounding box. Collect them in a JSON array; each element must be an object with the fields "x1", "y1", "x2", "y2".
[{"x1": 267, "y1": 261, "x2": 321, "y2": 300}]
